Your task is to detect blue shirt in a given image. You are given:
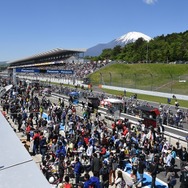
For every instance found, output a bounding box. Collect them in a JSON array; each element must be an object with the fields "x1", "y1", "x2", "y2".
[{"x1": 74, "y1": 161, "x2": 81, "y2": 174}]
